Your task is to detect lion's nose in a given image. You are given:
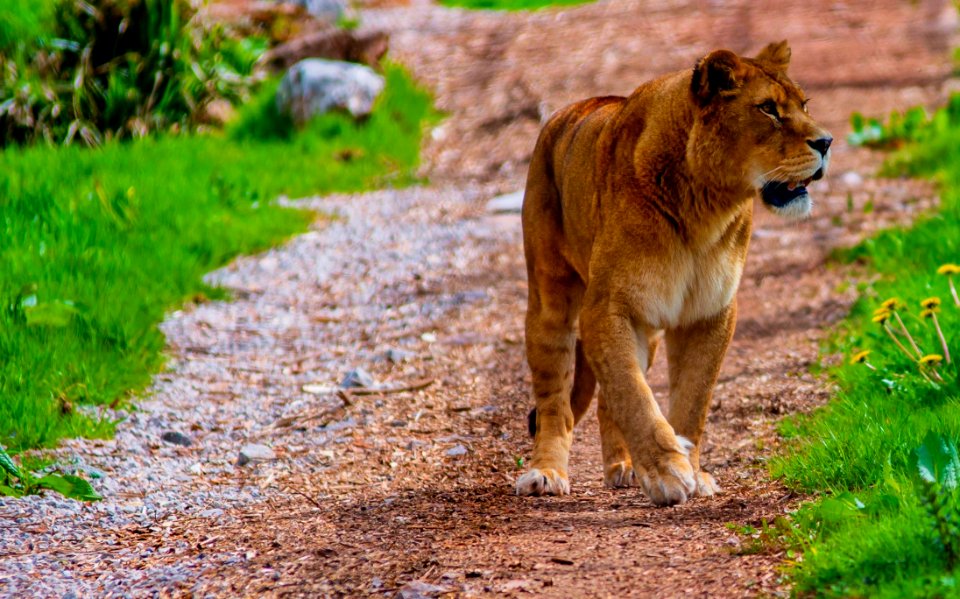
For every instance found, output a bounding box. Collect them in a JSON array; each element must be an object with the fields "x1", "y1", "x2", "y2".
[{"x1": 807, "y1": 136, "x2": 833, "y2": 157}]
